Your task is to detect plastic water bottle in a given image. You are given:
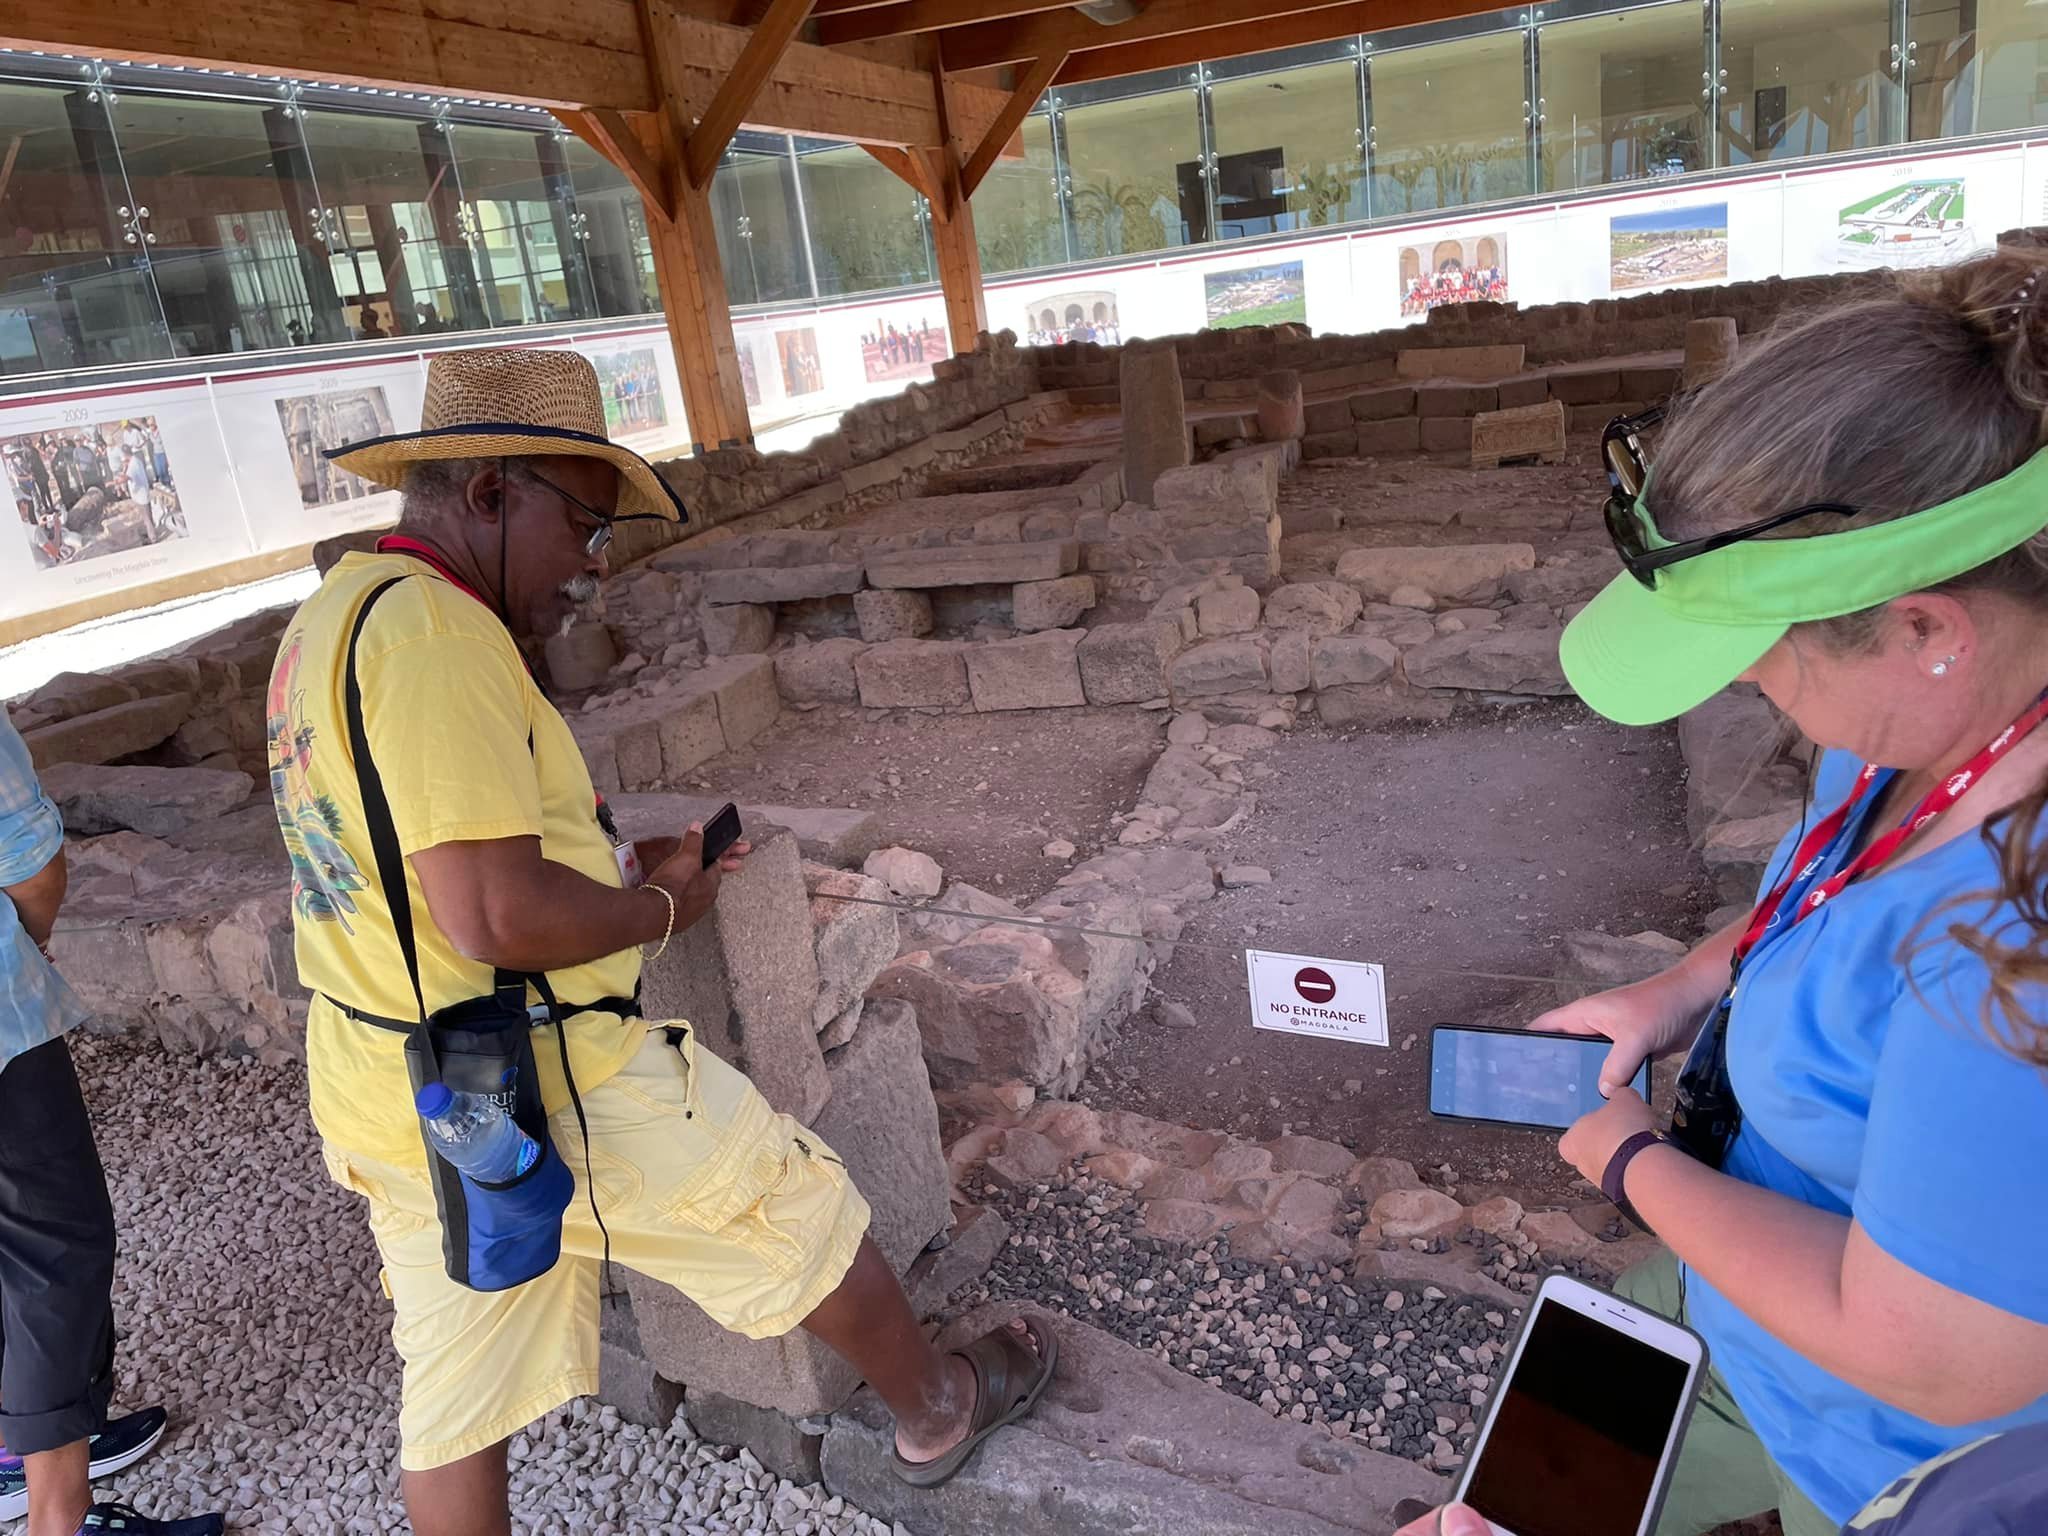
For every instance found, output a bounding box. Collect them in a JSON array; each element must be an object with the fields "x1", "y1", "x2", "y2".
[{"x1": 415, "y1": 1083, "x2": 540, "y2": 1182}]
